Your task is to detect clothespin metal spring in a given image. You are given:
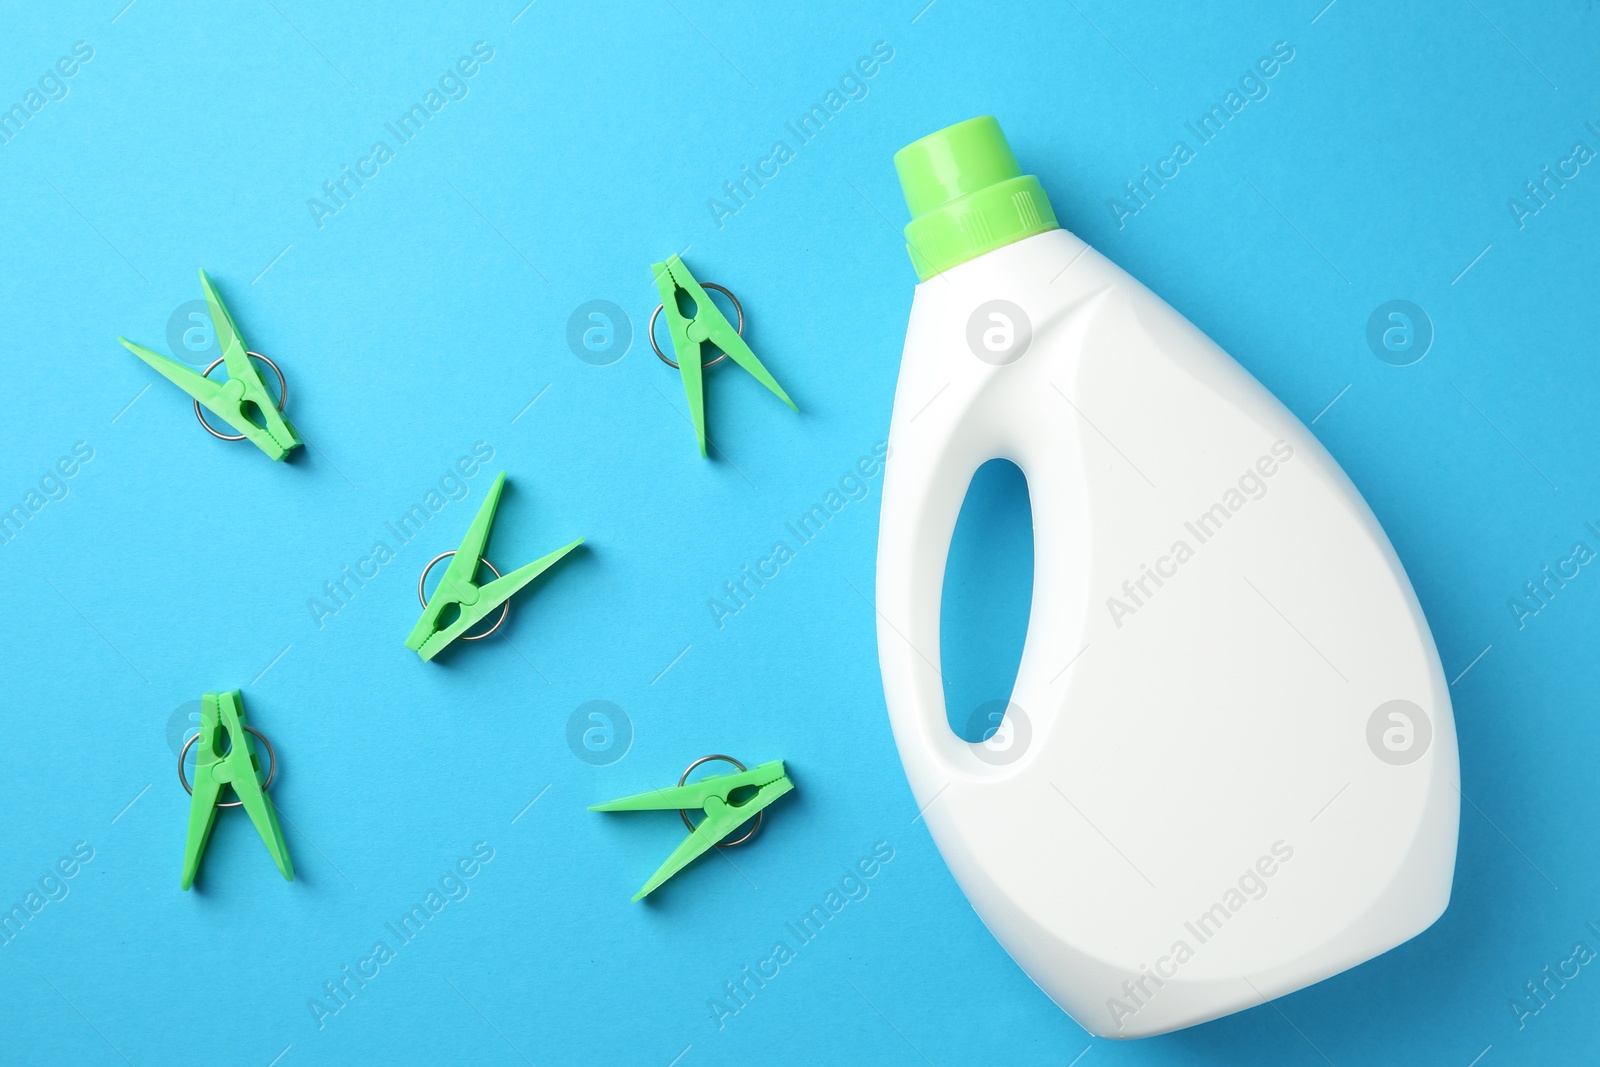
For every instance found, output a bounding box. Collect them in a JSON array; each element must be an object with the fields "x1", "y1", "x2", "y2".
[
  {"x1": 178, "y1": 725, "x2": 276, "y2": 807},
  {"x1": 649, "y1": 282, "x2": 743, "y2": 370},
  {"x1": 193, "y1": 352, "x2": 288, "y2": 442},
  {"x1": 417, "y1": 551, "x2": 507, "y2": 642},
  {"x1": 677, "y1": 754, "x2": 763, "y2": 847}
]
